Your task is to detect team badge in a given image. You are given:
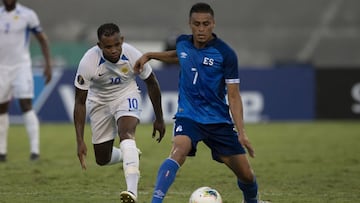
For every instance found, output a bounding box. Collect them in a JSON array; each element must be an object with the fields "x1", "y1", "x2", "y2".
[
  {"x1": 120, "y1": 66, "x2": 130, "y2": 74},
  {"x1": 77, "y1": 75, "x2": 85, "y2": 85}
]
